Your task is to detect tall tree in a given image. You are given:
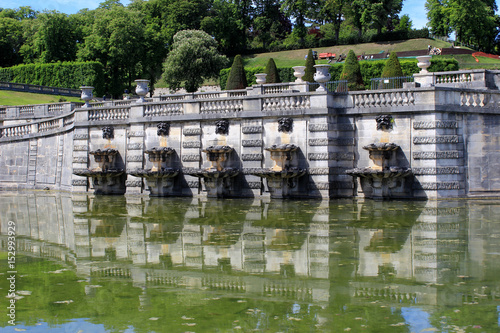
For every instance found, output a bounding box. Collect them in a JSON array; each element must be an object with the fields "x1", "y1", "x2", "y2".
[
  {"x1": 281, "y1": 0, "x2": 318, "y2": 46},
  {"x1": 163, "y1": 30, "x2": 228, "y2": 92},
  {"x1": 361, "y1": 0, "x2": 403, "y2": 35},
  {"x1": 0, "y1": 17, "x2": 24, "y2": 66},
  {"x1": 20, "y1": 11, "x2": 79, "y2": 63},
  {"x1": 77, "y1": 4, "x2": 147, "y2": 97},
  {"x1": 200, "y1": 0, "x2": 247, "y2": 55},
  {"x1": 320, "y1": 0, "x2": 348, "y2": 41},
  {"x1": 425, "y1": 0, "x2": 452, "y2": 37},
  {"x1": 426, "y1": 0, "x2": 499, "y2": 52}
]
